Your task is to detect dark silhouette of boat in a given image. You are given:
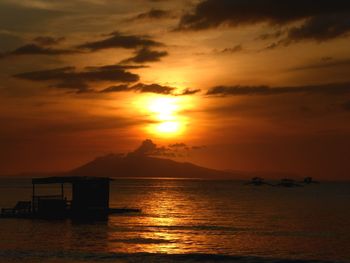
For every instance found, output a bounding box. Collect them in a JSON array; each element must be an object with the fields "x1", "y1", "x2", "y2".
[
  {"x1": 302, "y1": 177, "x2": 319, "y2": 184},
  {"x1": 0, "y1": 176, "x2": 141, "y2": 220},
  {"x1": 245, "y1": 177, "x2": 273, "y2": 186},
  {"x1": 275, "y1": 178, "x2": 303, "y2": 187}
]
